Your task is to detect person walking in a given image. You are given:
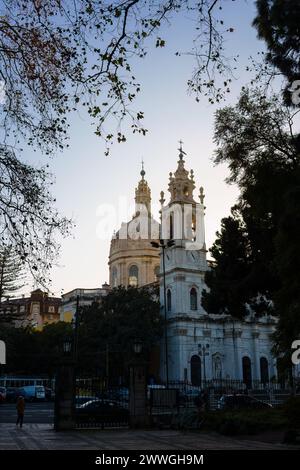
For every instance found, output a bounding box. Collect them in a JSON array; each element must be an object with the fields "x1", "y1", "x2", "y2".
[{"x1": 16, "y1": 395, "x2": 25, "y2": 428}]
